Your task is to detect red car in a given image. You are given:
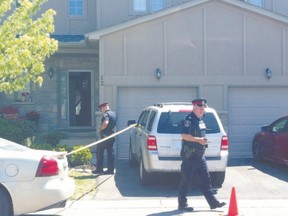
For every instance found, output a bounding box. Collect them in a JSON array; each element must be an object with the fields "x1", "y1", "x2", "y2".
[{"x1": 252, "y1": 116, "x2": 288, "y2": 167}]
